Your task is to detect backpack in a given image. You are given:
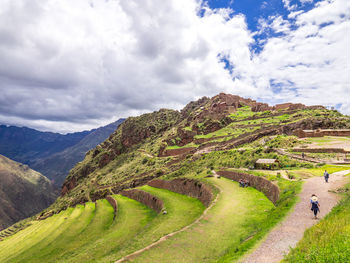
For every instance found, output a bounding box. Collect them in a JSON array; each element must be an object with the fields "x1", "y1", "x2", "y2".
[{"x1": 311, "y1": 200, "x2": 319, "y2": 211}]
